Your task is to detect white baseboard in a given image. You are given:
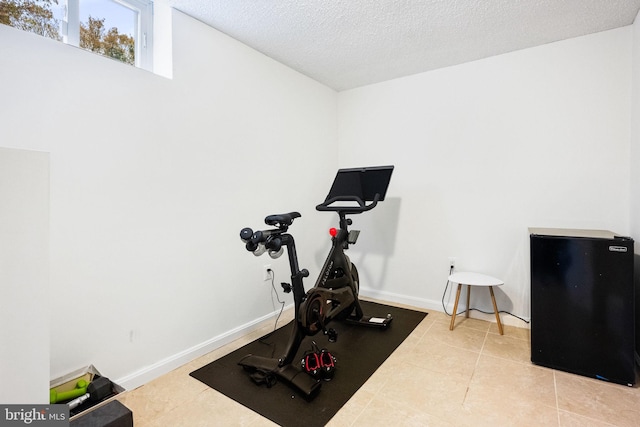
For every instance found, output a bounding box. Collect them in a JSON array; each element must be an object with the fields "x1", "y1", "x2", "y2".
[
  {"x1": 360, "y1": 287, "x2": 443, "y2": 311},
  {"x1": 115, "y1": 290, "x2": 530, "y2": 391},
  {"x1": 359, "y1": 287, "x2": 530, "y2": 329},
  {"x1": 114, "y1": 306, "x2": 292, "y2": 391}
]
